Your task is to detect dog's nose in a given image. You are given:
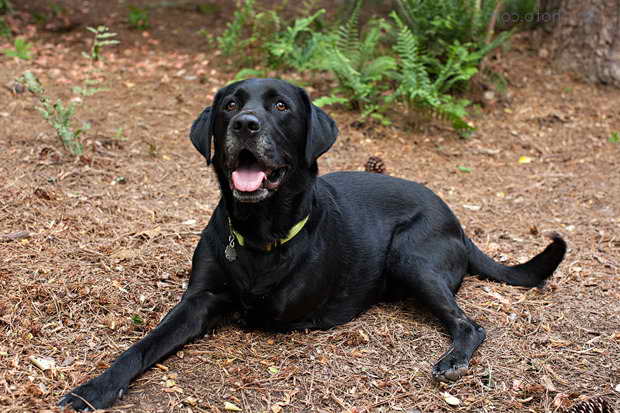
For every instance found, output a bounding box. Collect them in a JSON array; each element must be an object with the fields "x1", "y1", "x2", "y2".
[{"x1": 232, "y1": 114, "x2": 261, "y2": 135}]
